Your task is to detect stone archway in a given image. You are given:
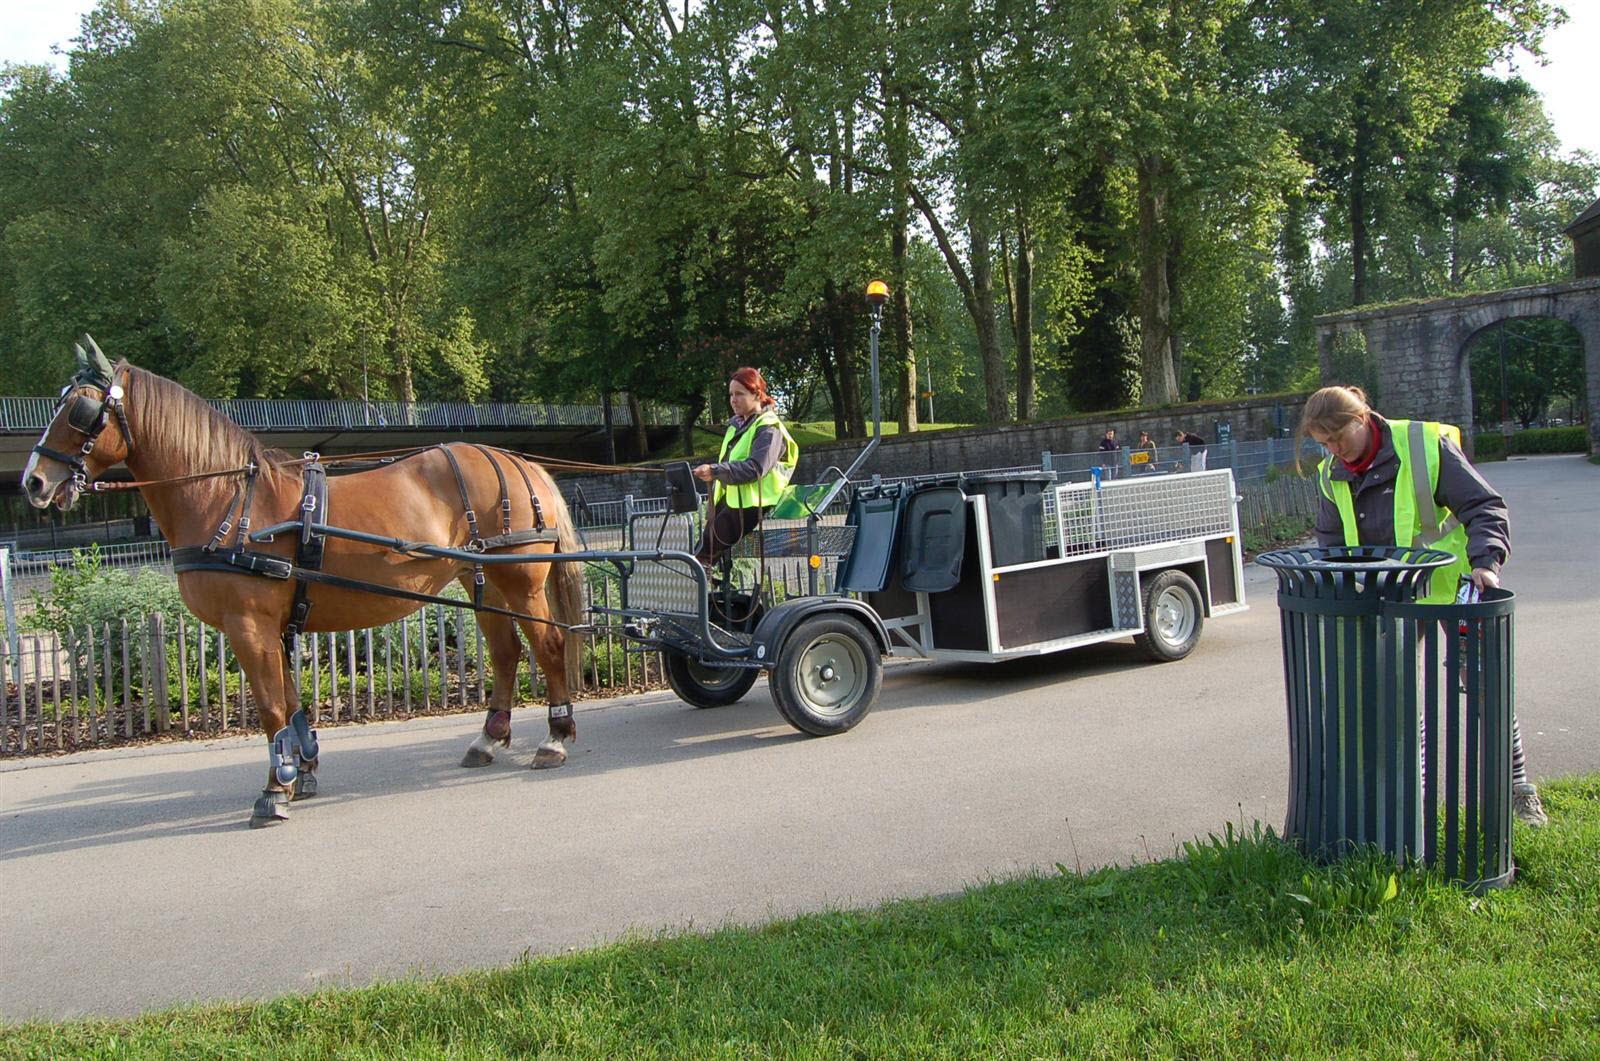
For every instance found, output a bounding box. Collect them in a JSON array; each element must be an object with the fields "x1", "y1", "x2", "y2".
[{"x1": 1314, "y1": 277, "x2": 1600, "y2": 455}]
